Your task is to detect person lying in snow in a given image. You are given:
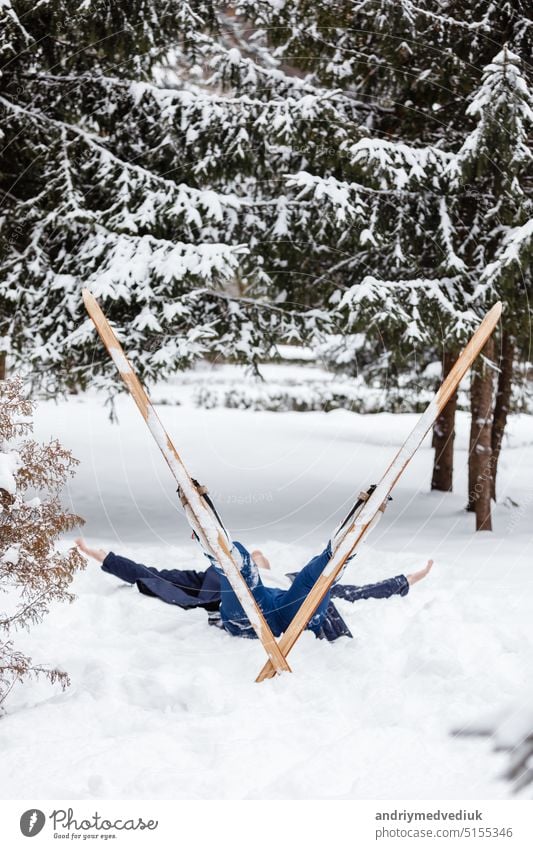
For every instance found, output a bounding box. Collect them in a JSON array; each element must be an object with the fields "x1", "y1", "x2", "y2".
[{"x1": 76, "y1": 537, "x2": 433, "y2": 642}]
